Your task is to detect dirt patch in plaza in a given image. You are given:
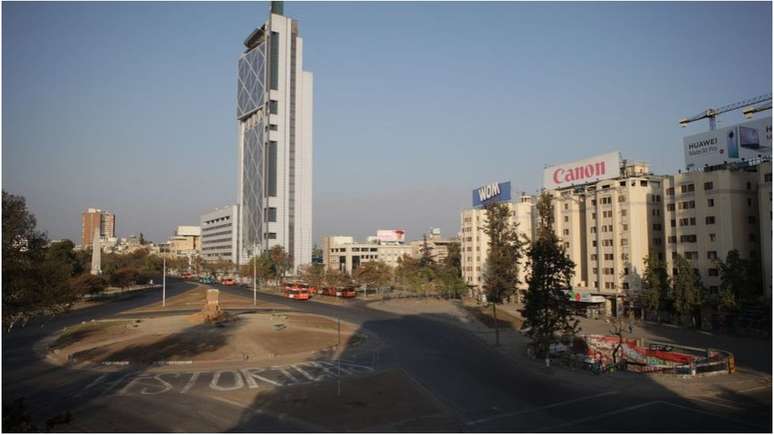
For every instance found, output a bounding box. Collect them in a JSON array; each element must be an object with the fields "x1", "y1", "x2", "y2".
[
  {"x1": 49, "y1": 313, "x2": 363, "y2": 366},
  {"x1": 463, "y1": 304, "x2": 524, "y2": 330},
  {"x1": 248, "y1": 368, "x2": 455, "y2": 431},
  {"x1": 50, "y1": 320, "x2": 137, "y2": 350}
]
